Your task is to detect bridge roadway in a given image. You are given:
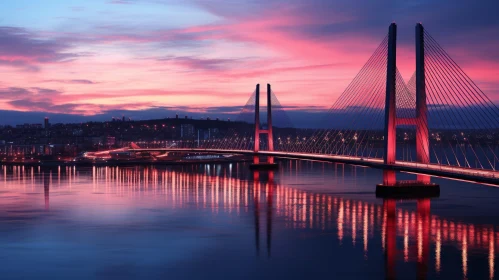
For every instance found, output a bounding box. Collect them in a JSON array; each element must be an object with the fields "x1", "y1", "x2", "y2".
[{"x1": 130, "y1": 148, "x2": 499, "y2": 185}]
